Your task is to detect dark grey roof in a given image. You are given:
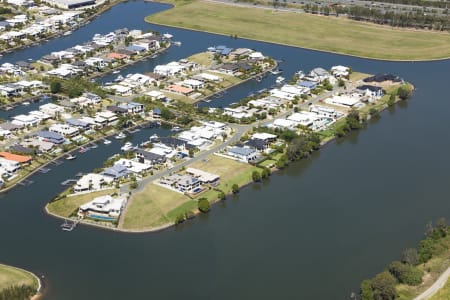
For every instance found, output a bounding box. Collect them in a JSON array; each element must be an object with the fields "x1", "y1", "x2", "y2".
[
  {"x1": 107, "y1": 105, "x2": 128, "y2": 114},
  {"x1": 135, "y1": 149, "x2": 166, "y2": 163},
  {"x1": 356, "y1": 85, "x2": 383, "y2": 92},
  {"x1": 159, "y1": 137, "x2": 196, "y2": 150},
  {"x1": 36, "y1": 130, "x2": 64, "y2": 143},
  {"x1": 102, "y1": 164, "x2": 130, "y2": 178},
  {"x1": 363, "y1": 74, "x2": 402, "y2": 83},
  {"x1": 10, "y1": 144, "x2": 34, "y2": 155},
  {"x1": 66, "y1": 118, "x2": 89, "y2": 128},
  {"x1": 220, "y1": 63, "x2": 239, "y2": 71},
  {"x1": 245, "y1": 139, "x2": 267, "y2": 150},
  {"x1": 229, "y1": 146, "x2": 256, "y2": 156}
]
